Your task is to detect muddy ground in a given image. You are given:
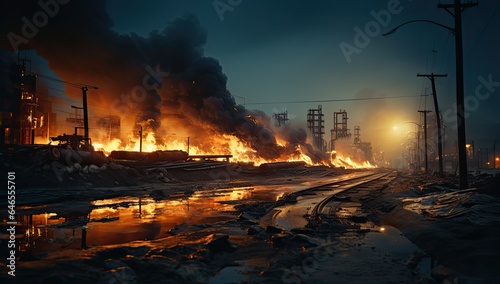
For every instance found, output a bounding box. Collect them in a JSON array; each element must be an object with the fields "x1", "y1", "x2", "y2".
[{"x1": 1, "y1": 162, "x2": 499, "y2": 283}]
